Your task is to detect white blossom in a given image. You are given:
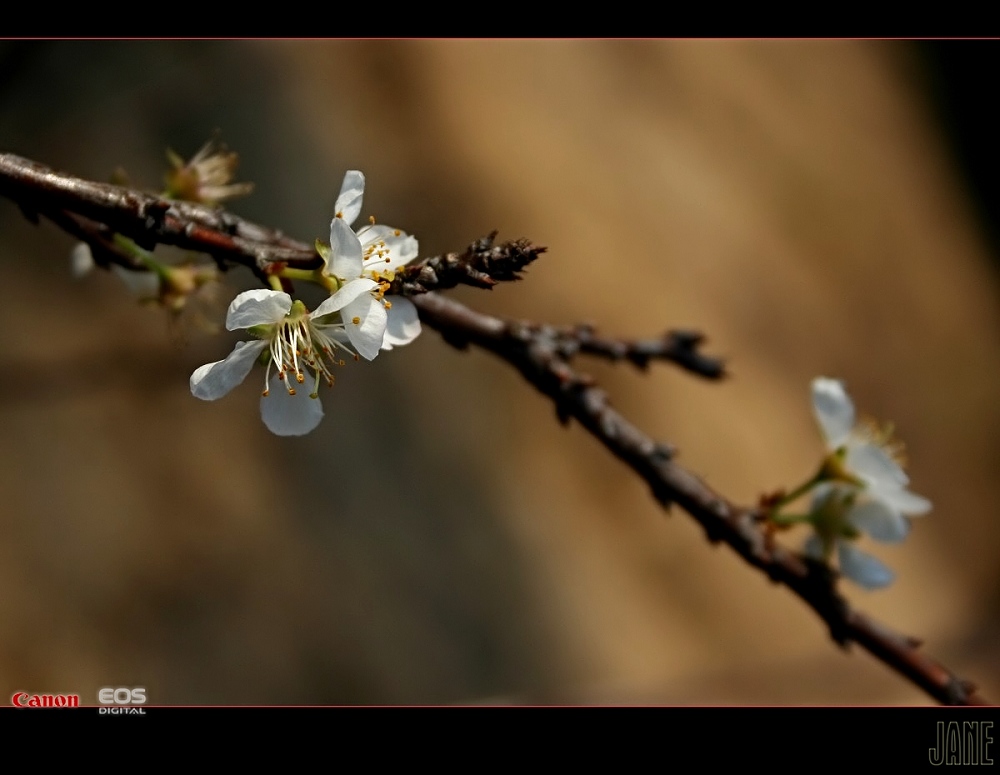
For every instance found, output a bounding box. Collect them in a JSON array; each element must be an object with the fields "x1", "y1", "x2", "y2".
[
  {"x1": 190, "y1": 283, "x2": 377, "y2": 436},
  {"x1": 805, "y1": 377, "x2": 932, "y2": 588},
  {"x1": 323, "y1": 170, "x2": 421, "y2": 357}
]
